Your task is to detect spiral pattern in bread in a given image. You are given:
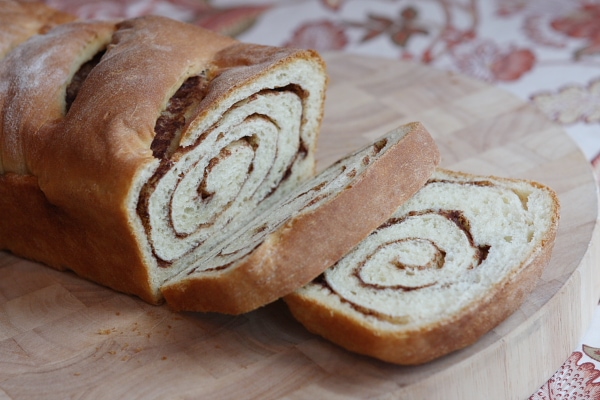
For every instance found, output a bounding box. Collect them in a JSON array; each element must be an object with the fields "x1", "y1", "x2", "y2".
[
  {"x1": 285, "y1": 169, "x2": 560, "y2": 364},
  {"x1": 161, "y1": 122, "x2": 440, "y2": 314}
]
